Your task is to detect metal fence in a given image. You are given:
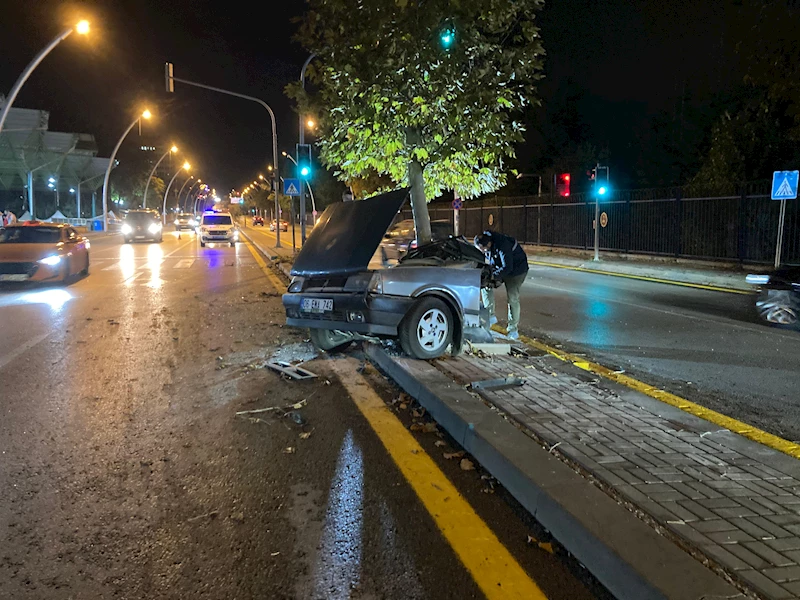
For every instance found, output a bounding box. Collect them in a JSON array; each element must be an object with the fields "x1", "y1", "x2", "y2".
[{"x1": 401, "y1": 182, "x2": 800, "y2": 265}]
